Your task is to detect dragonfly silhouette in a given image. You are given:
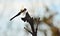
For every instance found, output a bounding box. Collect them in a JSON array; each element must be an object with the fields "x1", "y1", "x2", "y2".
[
  {"x1": 21, "y1": 12, "x2": 32, "y2": 22},
  {"x1": 10, "y1": 8, "x2": 27, "y2": 21}
]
